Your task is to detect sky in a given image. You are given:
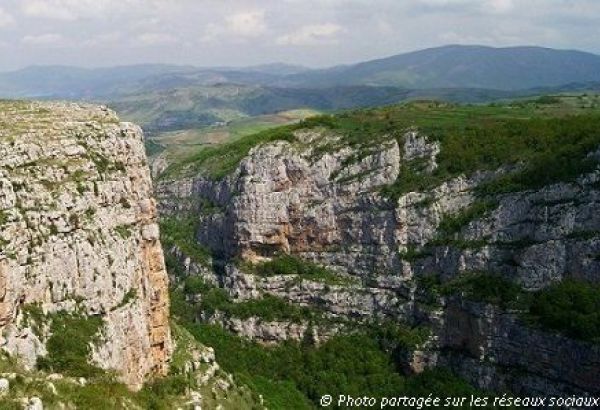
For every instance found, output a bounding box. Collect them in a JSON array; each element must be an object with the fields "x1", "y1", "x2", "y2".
[{"x1": 0, "y1": 0, "x2": 599, "y2": 71}]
